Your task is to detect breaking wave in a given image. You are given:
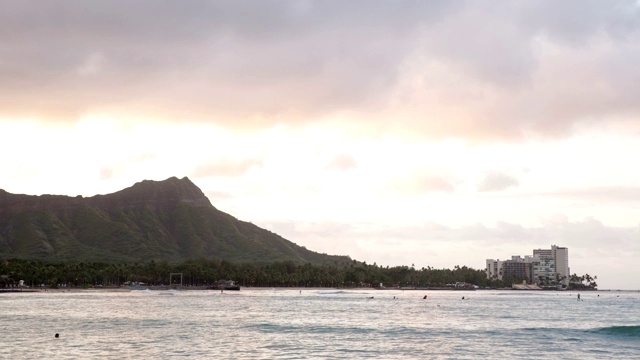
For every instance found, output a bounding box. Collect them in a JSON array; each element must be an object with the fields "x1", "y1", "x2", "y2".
[{"x1": 591, "y1": 325, "x2": 640, "y2": 338}]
